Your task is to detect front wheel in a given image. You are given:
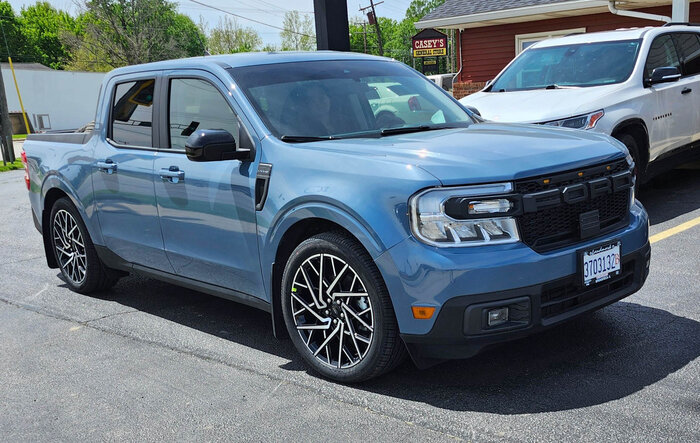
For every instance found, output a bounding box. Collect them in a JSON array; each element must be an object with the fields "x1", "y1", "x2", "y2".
[
  {"x1": 281, "y1": 232, "x2": 406, "y2": 382},
  {"x1": 50, "y1": 197, "x2": 120, "y2": 294}
]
